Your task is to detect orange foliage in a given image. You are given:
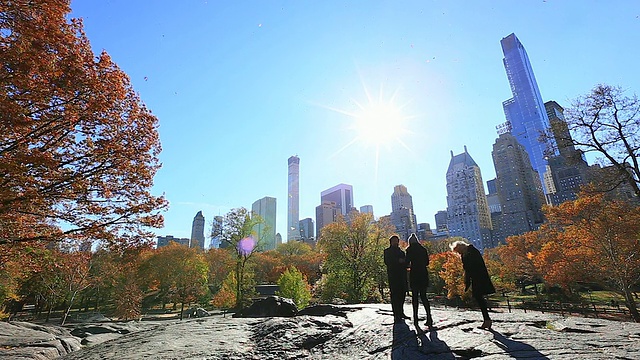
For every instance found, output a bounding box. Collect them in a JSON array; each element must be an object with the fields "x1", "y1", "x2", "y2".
[{"x1": 0, "y1": 0, "x2": 167, "y2": 246}]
